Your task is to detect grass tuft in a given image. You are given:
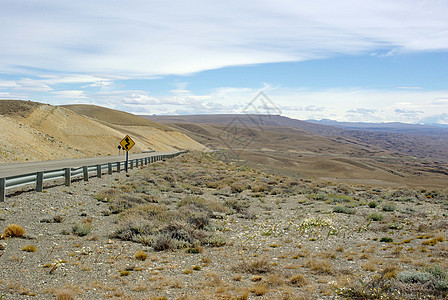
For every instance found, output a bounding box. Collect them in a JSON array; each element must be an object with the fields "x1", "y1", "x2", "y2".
[
  {"x1": 22, "y1": 245, "x2": 37, "y2": 252},
  {"x1": 135, "y1": 250, "x2": 147, "y2": 261},
  {"x1": 3, "y1": 224, "x2": 25, "y2": 237}
]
